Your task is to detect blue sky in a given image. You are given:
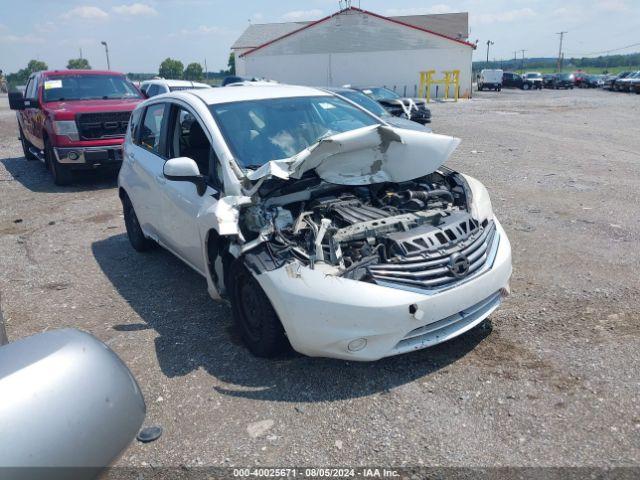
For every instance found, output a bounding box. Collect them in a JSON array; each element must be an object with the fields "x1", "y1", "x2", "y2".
[{"x1": 1, "y1": 0, "x2": 638, "y2": 73}]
